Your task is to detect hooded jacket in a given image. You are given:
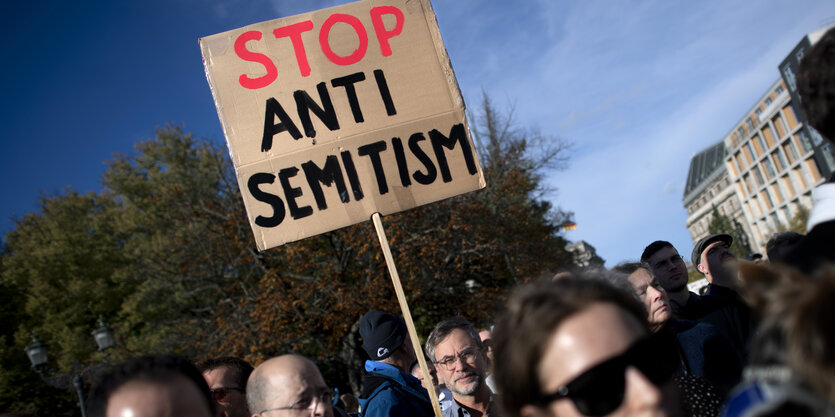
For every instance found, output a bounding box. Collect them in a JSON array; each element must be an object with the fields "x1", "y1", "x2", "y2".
[{"x1": 359, "y1": 361, "x2": 433, "y2": 417}]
